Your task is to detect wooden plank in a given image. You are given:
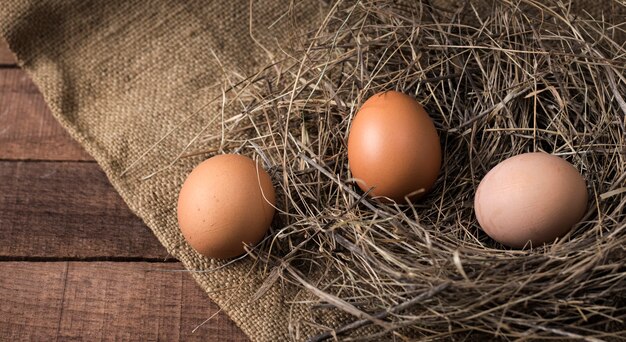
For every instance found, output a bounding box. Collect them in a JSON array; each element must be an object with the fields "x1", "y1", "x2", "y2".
[
  {"x1": 0, "y1": 262, "x2": 248, "y2": 341},
  {"x1": 0, "y1": 68, "x2": 92, "y2": 160},
  {"x1": 0, "y1": 38, "x2": 16, "y2": 65},
  {"x1": 0, "y1": 161, "x2": 167, "y2": 259}
]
